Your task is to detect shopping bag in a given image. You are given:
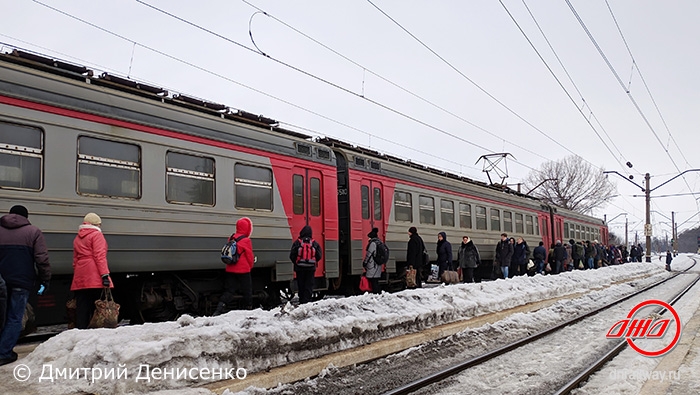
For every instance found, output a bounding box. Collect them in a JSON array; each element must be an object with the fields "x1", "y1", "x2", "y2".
[
  {"x1": 427, "y1": 264, "x2": 440, "y2": 282},
  {"x1": 441, "y1": 270, "x2": 459, "y2": 285},
  {"x1": 406, "y1": 266, "x2": 417, "y2": 288},
  {"x1": 88, "y1": 288, "x2": 120, "y2": 329},
  {"x1": 359, "y1": 275, "x2": 372, "y2": 292},
  {"x1": 66, "y1": 297, "x2": 77, "y2": 329}
]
